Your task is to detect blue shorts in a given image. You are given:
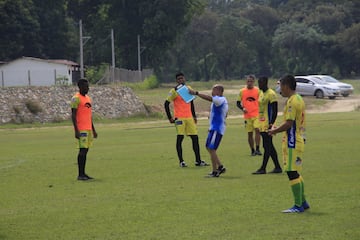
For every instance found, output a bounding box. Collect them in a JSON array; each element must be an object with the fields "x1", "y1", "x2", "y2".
[{"x1": 206, "y1": 130, "x2": 223, "y2": 150}]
